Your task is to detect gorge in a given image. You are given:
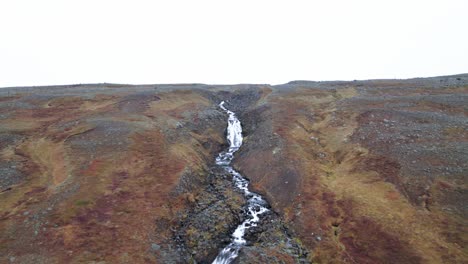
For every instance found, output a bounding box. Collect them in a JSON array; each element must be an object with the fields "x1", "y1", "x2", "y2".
[{"x1": 0, "y1": 75, "x2": 467, "y2": 263}]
